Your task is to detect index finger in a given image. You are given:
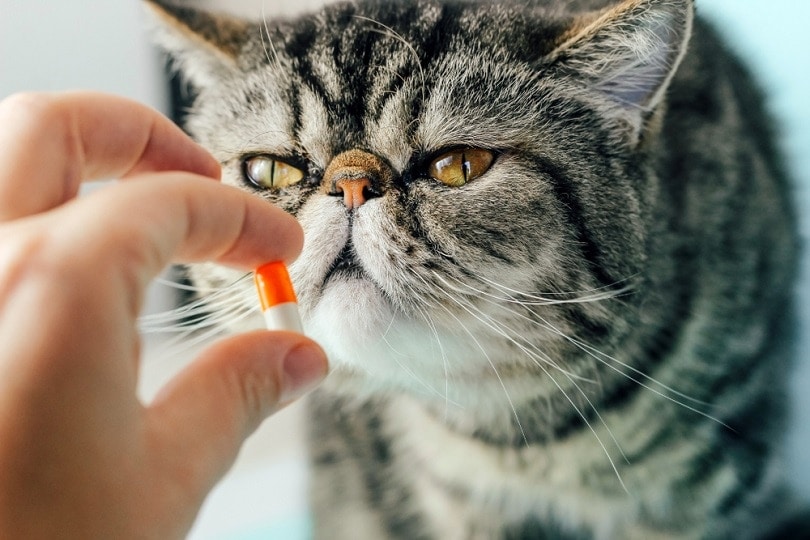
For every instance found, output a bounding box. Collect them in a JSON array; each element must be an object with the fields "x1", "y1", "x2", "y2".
[
  {"x1": 0, "y1": 91, "x2": 220, "y2": 221},
  {"x1": 26, "y1": 174, "x2": 303, "y2": 321}
]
